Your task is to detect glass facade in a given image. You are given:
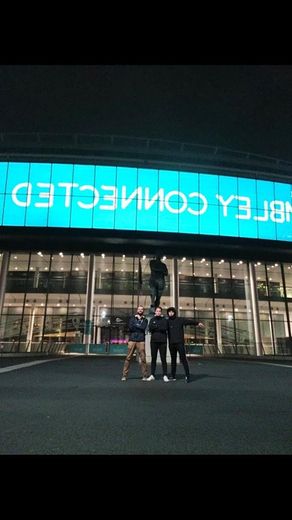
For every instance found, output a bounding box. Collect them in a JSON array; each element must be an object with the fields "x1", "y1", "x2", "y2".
[{"x1": 0, "y1": 251, "x2": 291, "y2": 356}]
